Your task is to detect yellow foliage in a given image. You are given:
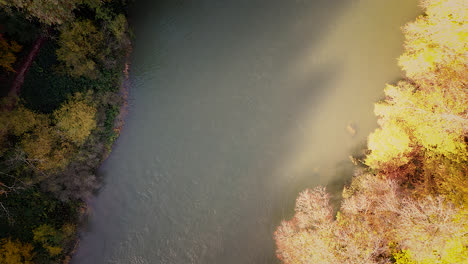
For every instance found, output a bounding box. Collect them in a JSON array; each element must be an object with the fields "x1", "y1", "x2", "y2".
[
  {"x1": 368, "y1": 80, "x2": 468, "y2": 193},
  {"x1": 365, "y1": 121, "x2": 413, "y2": 169},
  {"x1": 393, "y1": 250, "x2": 417, "y2": 264},
  {"x1": 399, "y1": 0, "x2": 468, "y2": 83},
  {"x1": 21, "y1": 125, "x2": 73, "y2": 171},
  {"x1": 53, "y1": 92, "x2": 97, "y2": 145},
  {"x1": 21, "y1": 126, "x2": 54, "y2": 164},
  {"x1": 394, "y1": 238, "x2": 468, "y2": 264},
  {"x1": 0, "y1": 238, "x2": 34, "y2": 264},
  {"x1": 276, "y1": 0, "x2": 468, "y2": 263}
]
